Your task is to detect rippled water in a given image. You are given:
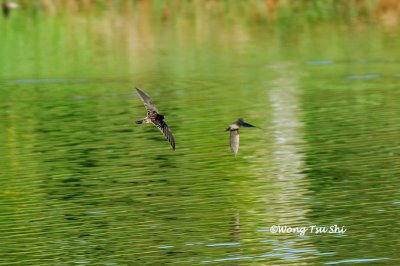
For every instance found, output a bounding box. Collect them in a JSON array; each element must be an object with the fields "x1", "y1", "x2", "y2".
[{"x1": 1, "y1": 12, "x2": 400, "y2": 266}]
